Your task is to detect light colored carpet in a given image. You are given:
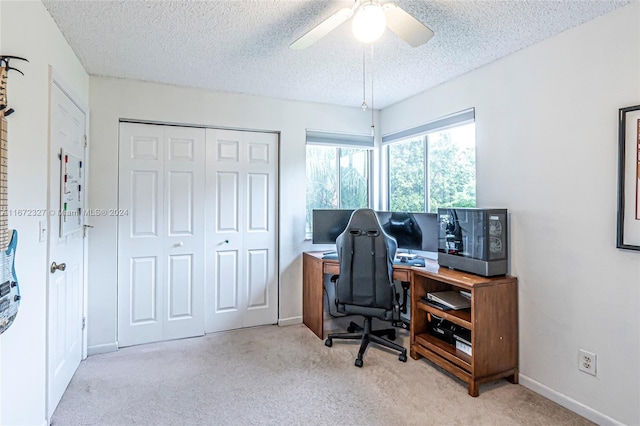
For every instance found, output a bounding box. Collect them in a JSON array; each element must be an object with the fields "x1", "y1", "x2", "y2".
[{"x1": 51, "y1": 321, "x2": 593, "y2": 426}]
